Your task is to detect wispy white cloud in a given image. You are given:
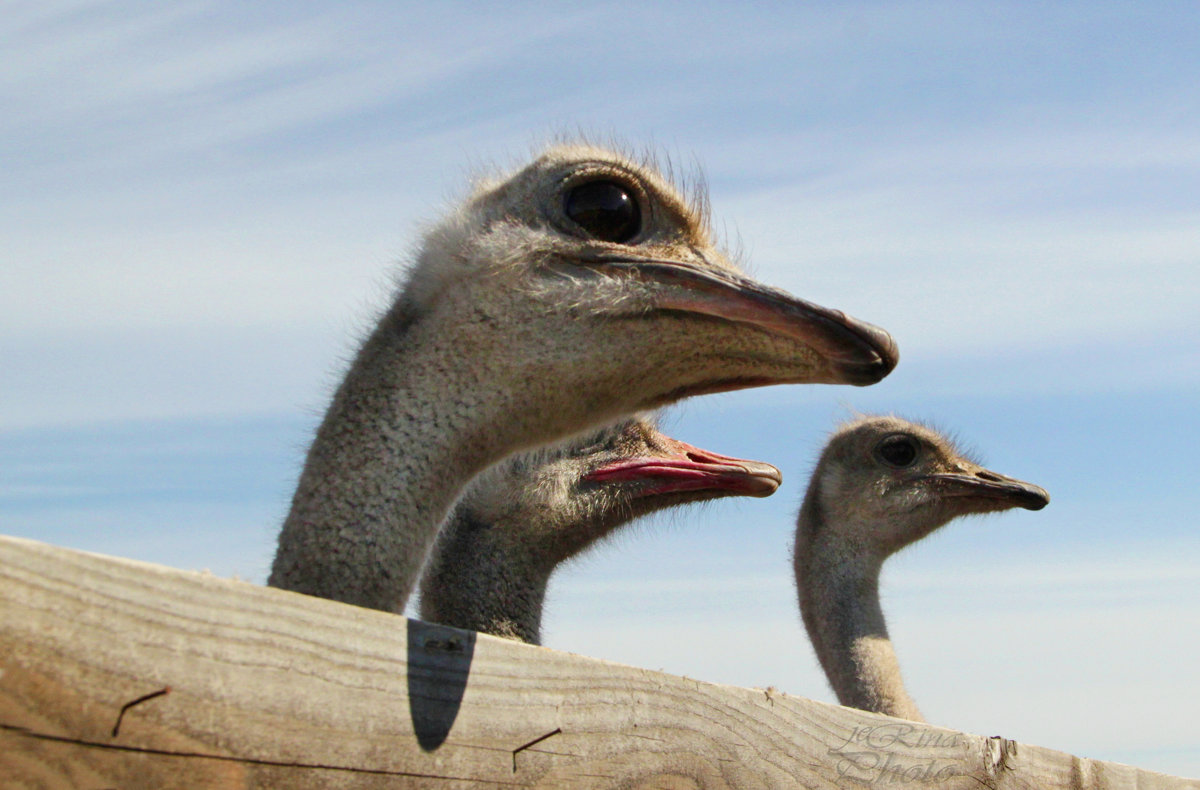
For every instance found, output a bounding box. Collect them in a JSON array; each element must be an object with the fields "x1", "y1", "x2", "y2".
[
  {"x1": 2, "y1": 3, "x2": 599, "y2": 178},
  {"x1": 0, "y1": 326, "x2": 350, "y2": 427},
  {"x1": 4, "y1": 1, "x2": 1196, "y2": 363}
]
